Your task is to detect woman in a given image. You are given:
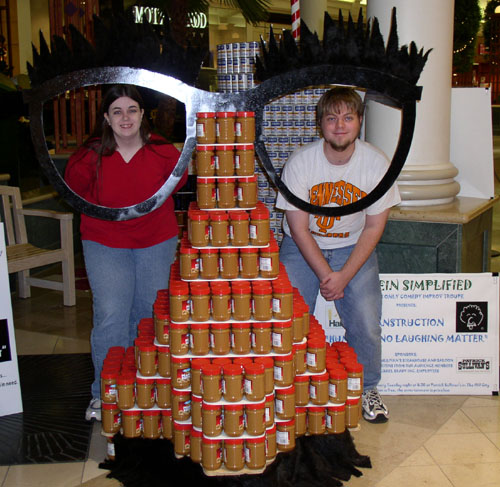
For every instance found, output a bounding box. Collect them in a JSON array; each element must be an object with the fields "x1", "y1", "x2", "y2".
[{"x1": 65, "y1": 84, "x2": 187, "y2": 420}]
